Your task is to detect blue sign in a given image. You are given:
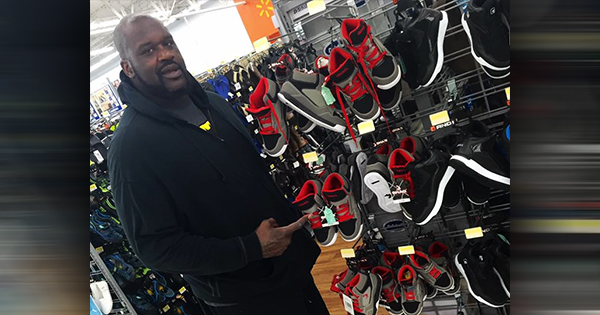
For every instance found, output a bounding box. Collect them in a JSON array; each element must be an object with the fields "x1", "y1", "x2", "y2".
[
  {"x1": 90, "y1": 103, "x2": 100, "y2": 120},
  {"x1": 323, "y1": 40, "x2": 341, "y2": 56}
]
